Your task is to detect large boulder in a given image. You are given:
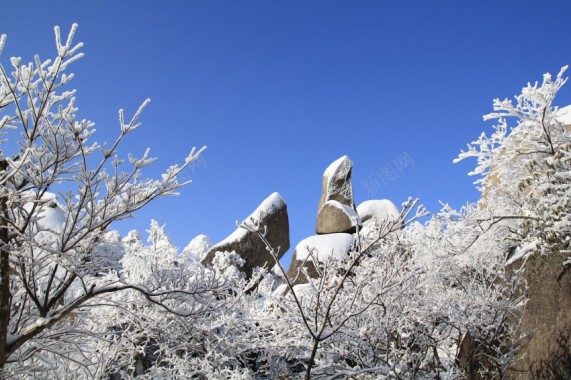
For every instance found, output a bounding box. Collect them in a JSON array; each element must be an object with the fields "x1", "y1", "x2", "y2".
[
  {"x1": 356, "y1": 199, "x2": 401, "y2": 227},
  {"x1": 202, "y1": 192, "x2": 290, "y2": 278},
  {"x1": 316, "y1": 156, "x2": 358, "y2": 234},
  {"x1": 287, "y1": 233, "x2": 354, "y2": 285},
  {"x1": 316, "y1": 200, "x2": 360, "y2": 234},
  {"x1": 318, "y1": 155, "x2": 355, "y2": 211}
]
